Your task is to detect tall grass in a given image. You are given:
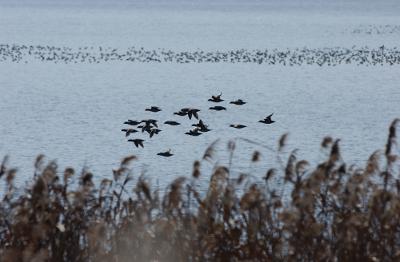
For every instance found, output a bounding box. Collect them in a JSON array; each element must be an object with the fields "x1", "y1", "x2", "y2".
[{"x1": 0, "y1": 119, "x2": 399, "y2": 261}]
